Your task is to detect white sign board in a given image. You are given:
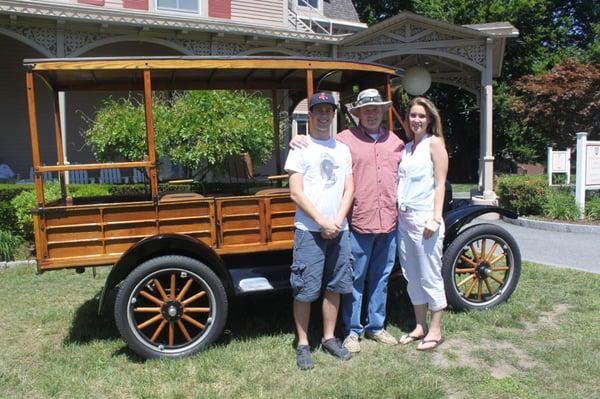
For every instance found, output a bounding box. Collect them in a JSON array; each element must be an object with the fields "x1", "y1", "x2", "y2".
[
  {"x1": 551, "y1": 151, "x2": 569, "y2": 172},
  {"x1": 586, "y1": 143, "x2": 600, "y2": 187}
]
